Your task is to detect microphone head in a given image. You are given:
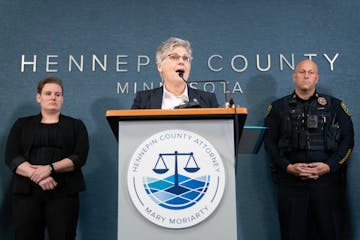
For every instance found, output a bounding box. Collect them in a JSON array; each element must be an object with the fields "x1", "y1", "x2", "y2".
[{"x1": 176, "y1": 70, "x2": 184, "y2": 78}]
